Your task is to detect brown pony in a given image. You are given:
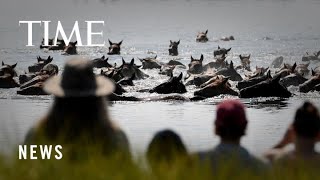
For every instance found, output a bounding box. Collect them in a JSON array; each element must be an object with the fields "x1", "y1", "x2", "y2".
[
  {"x1": 196, "y1": 30, "x2": 208, "y2": 42},
  {"x1": 188, "y1": 54, "x2": 204, "y2": 74},
  {"x1": 168, "y1": 40, "x2": 180, "y2": 56},
  {"x1": 0, "y1": 62, "x2": 19, "y2": 88},
  {"x1": 194, "y1": 76, "x2": 238, "y2": 98},
  {"x1": 108, "y1": 40, "x2": 123, "y2": 55},
  {"x1": 63, "y1": 41, "x2": 78, "y2": 55}
]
